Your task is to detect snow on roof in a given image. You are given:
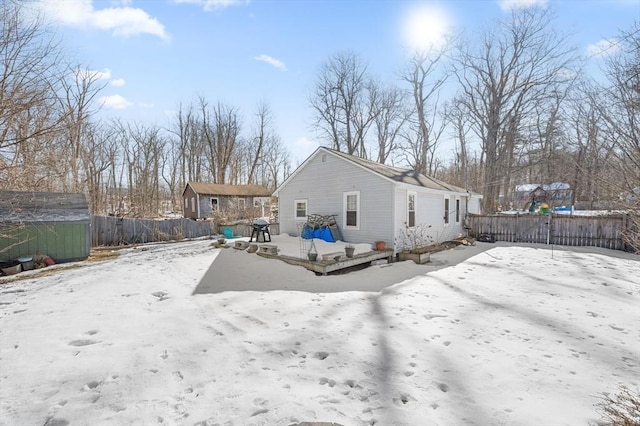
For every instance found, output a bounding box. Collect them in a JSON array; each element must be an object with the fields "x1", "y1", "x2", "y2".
[
  {"x1": 515, "y1": 182, "x2": 571, "y2": 192},
  {"x1": 186, "y1": 182, "x2": 271, "y2": 197},
  {"x1": 0, "y1": 191, "x2": 90, "y2": 223}
]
